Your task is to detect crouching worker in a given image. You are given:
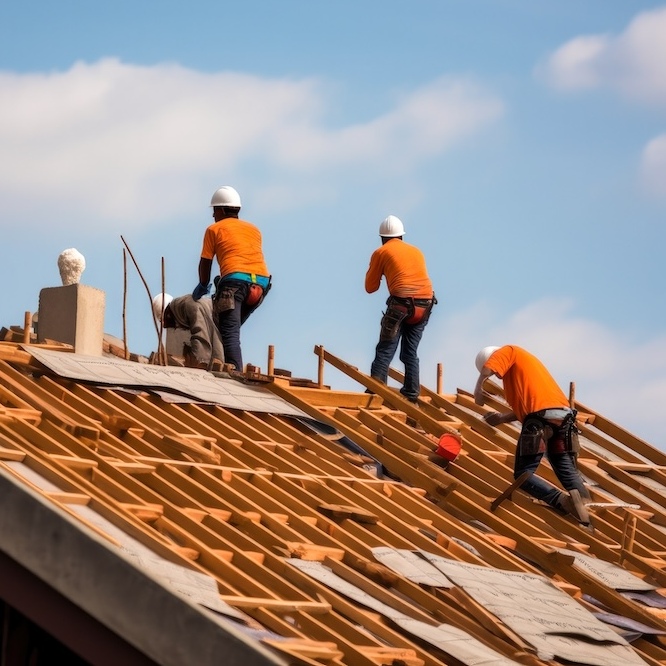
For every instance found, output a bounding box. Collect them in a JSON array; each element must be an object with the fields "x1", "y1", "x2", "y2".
[
  {"x1": 473, "y1": 344, "x2": 591, "y2": 525},
  {"x1": 152, "y1": 293, "x2": 224, "y2": 369}
]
